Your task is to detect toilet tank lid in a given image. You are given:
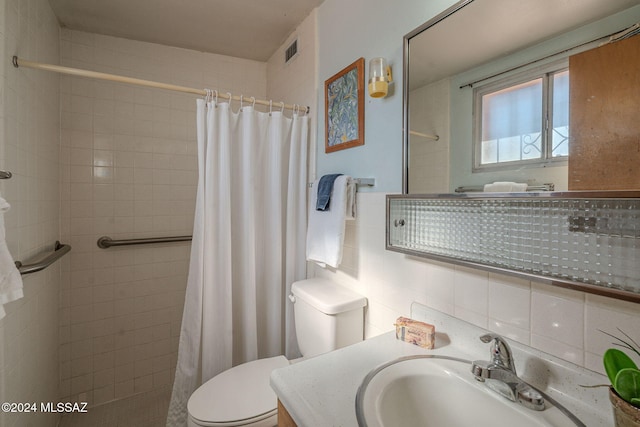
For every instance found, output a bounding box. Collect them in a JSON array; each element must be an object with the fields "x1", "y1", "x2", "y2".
[{"x1": 291, "y1": 278, "x2": 367, "y2": 315}]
